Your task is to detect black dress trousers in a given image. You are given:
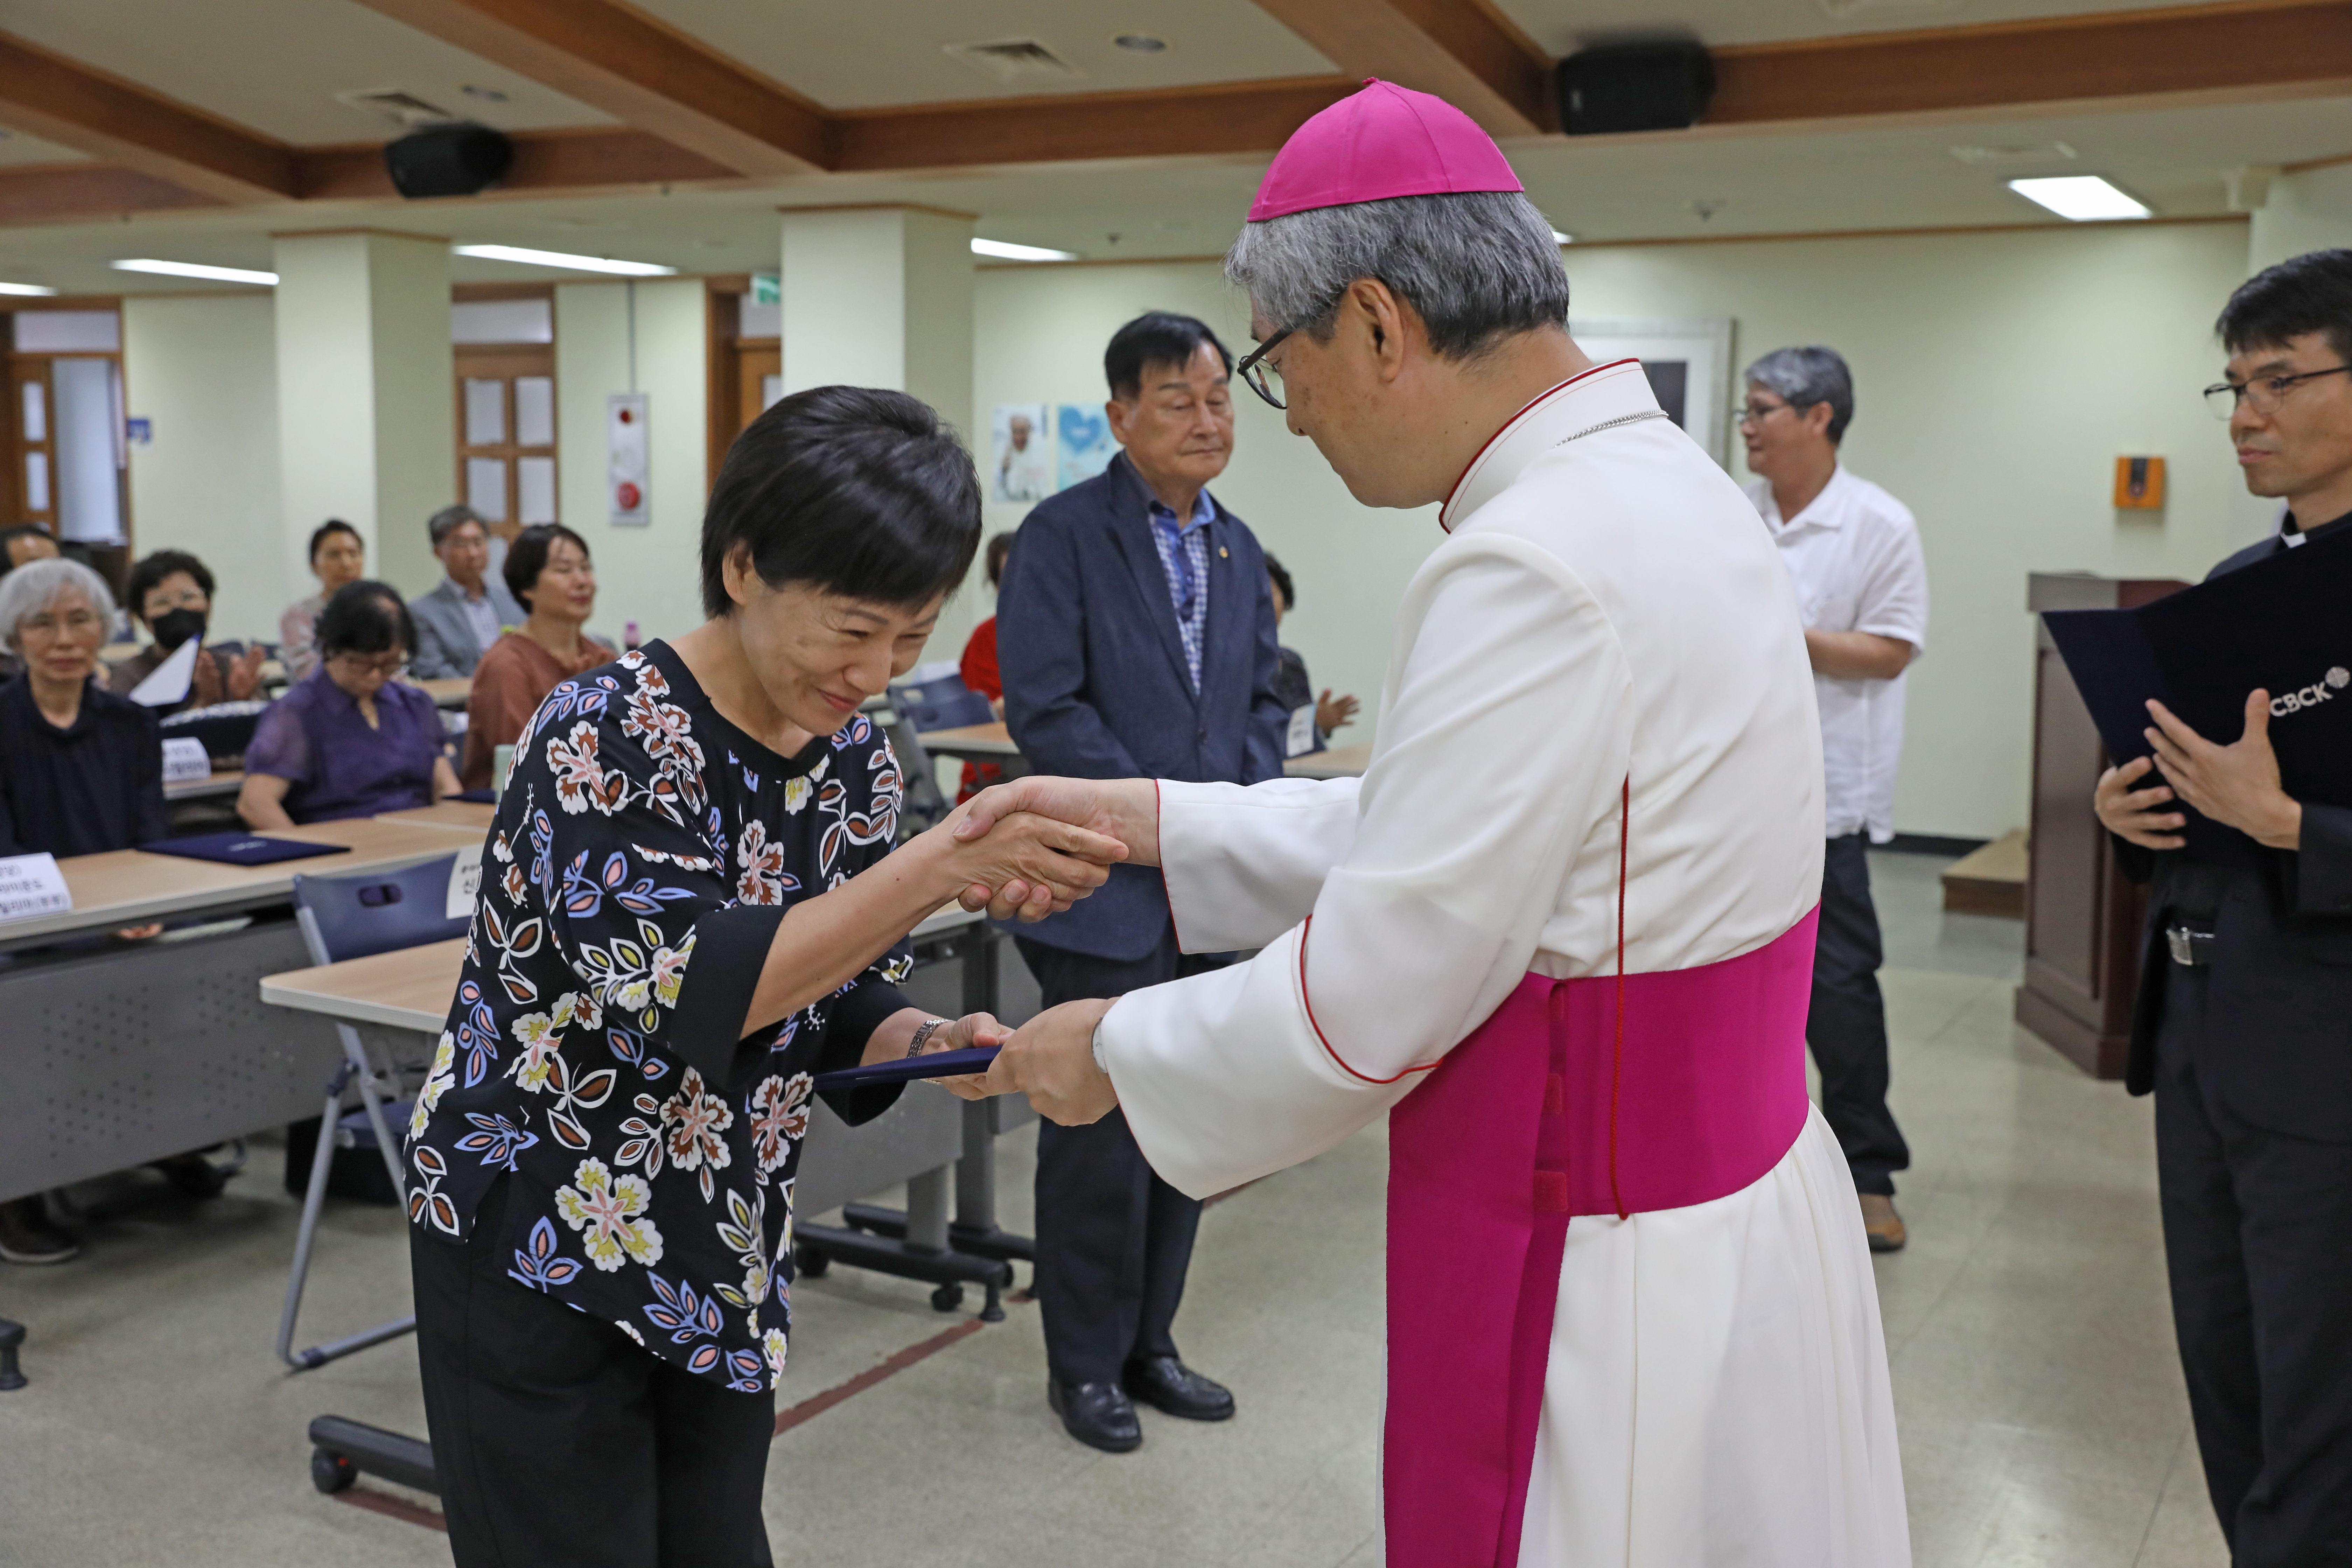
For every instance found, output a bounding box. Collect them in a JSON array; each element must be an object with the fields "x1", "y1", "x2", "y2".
[
  {"x1": 2155, "y1": 963, "x2": 2352, "y2": 1568},
  {"x1": 1017, "y1": 932, "x2": 1223, "y2": 1387},
  {"x1": 410, "y1": 1179, "x2": 778, "y2": 1568},
  {"x1": 1808, "y1": 833, "x2": 1912, "y2": 1196}
]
